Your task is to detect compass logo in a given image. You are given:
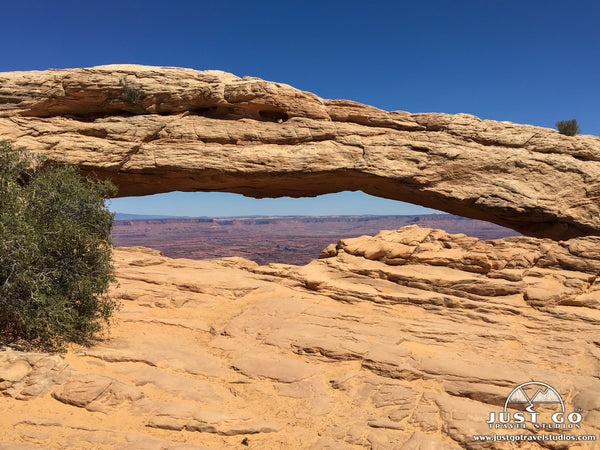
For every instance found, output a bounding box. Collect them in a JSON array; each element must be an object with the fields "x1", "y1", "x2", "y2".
[{"x1": 486, "y1": 381, "x2": 583, "y2": 430}]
